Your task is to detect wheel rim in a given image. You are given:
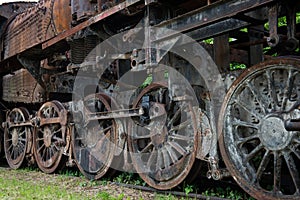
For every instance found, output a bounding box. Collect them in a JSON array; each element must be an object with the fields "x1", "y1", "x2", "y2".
[
  {"x1": 4, "y1": 108, "x2": 30, "y2": 169},
  {"x1": 219, "y1": 59, "x2": 300, "y2": 199},
  {"x1": 72, "y1": 93, "x2": 117, "y2": 180},
  {"x1": 129, "y1": 82, "x2": 198, "y2": 190},
  {"x1": 33, "y1": 101, "x2": 67, "y2": 173}
]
